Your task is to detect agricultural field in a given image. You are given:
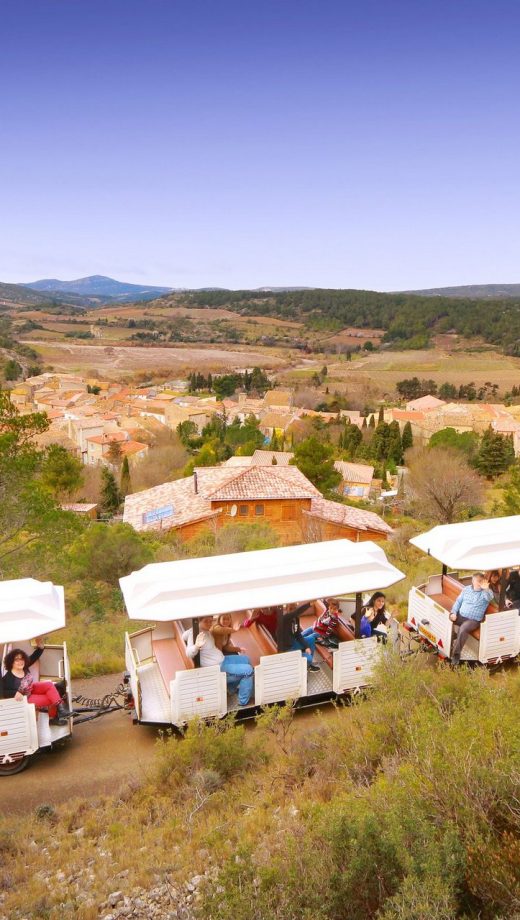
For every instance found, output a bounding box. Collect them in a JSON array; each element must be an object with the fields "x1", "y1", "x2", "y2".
[{"x1": 26, "y1": 339, "x2": 288, "y2": 377}]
